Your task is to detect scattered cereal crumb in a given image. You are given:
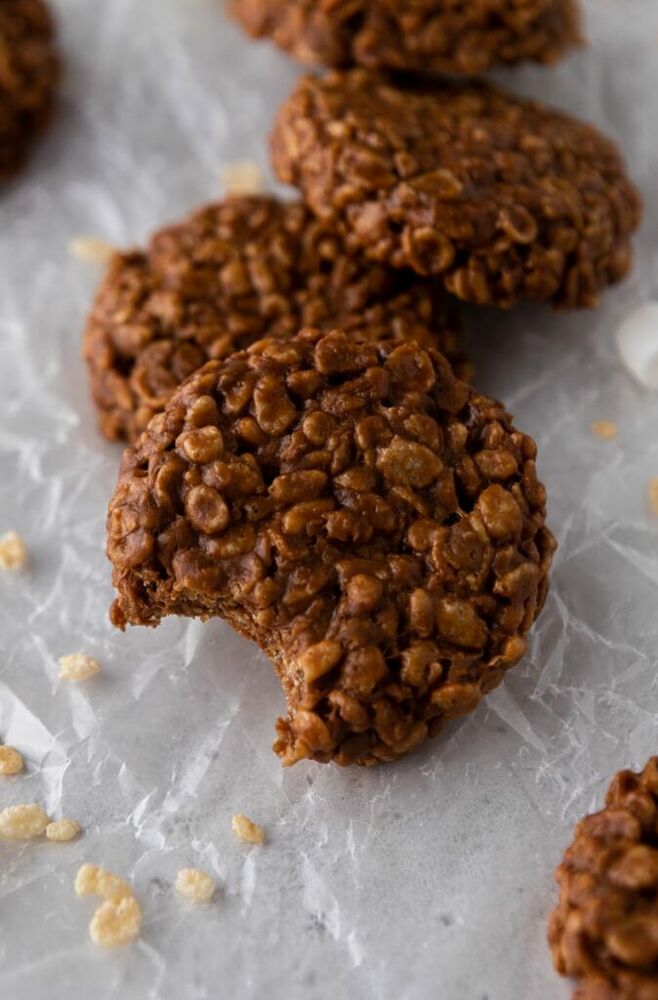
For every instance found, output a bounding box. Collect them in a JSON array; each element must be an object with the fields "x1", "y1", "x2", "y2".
[
  {"x1": 46, "y1": 818, "x2": 81, "y2": 842},
  {"x1": 649, "y1": 477, "x2": 658, "y2": 516},
  {"x1": 74, "y1": 863, "x2": 100, "y2": 896},
  {"x1": 58, "y1": 653, "x2": 101, "y2": 681},
  {"x1": 89, "y1": 895, "x2": 142, "y2": 948},
  {"x1": 0, "y1": 746, "x2": 24, "y2": 775},
  {"x1": 220, "y1": 161, "x2": 263, "y2": 195},
  {"x1": 0, "y1": 531, "x2": 27, "y2": 570},
  {"x1": 96, "y1": 869, "x2": 133, "y2": 902},
  {"x1": 0, "y1": 804, "x2": 49, "y2": 840},
  {"x1": 69, "y1": 236, "x2": 116, "y2": 264},
  {"x1": 76, "y1": 864, "x2": 140, "y2": 946},
  {"x1": 232, "y1": 813, "x2": 265, "y2": 844},
  {"x1": 74, "y1": 864, "x2": 132, "y2": 901},
  {"x1": 175, "y1": 867, "x2": 216, "y2": 903},
  {"x1": 590, "y1": 420, "x2": 618, "y2": 440}
]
